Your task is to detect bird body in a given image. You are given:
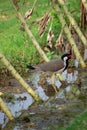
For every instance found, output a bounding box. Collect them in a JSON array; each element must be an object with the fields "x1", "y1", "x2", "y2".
[
  {"x1": 30, "y1": 59, "x2": 64, "y2": 72},
  {"x1": 27, "y1": 53, "x2": 74, "y2": 72}
]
